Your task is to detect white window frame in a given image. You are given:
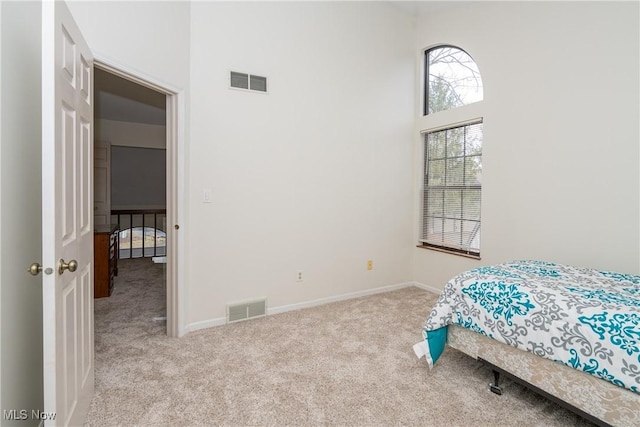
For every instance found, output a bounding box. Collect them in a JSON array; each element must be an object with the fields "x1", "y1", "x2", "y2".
[
  {"x1": 417, "y1": 45, "x2": 484, "y2": 258},
  {"x1": 420, "y1": 119, "x2": 483, "y2": 256}
]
